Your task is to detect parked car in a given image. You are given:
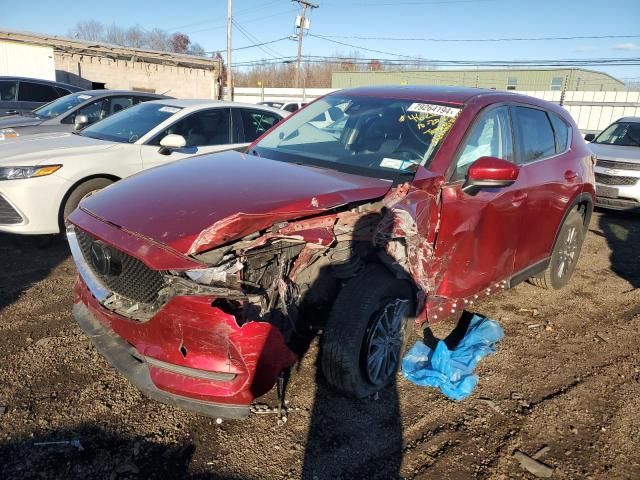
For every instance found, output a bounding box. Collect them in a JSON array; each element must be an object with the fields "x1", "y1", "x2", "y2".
[
  {"x1": 585, "y1": 117, "x2": 640, "y2": 211},
  {"x1": 0, "y1": 90, "x2": 169, "y2": 141},
  {"x1": 67, "y1": 86, "x2": 594, "y2": 419},
  {"x1": 0, "y1": 99, "x2": 285, "y2": 235},
  {"x1": 0, "y1": 76, "x2": 82, "y2": 116},
  {"x1": 258, "y1": 100, "x2": 306, "y2": 112}
]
